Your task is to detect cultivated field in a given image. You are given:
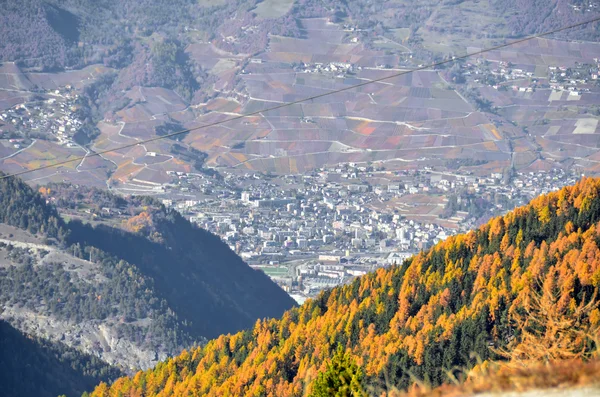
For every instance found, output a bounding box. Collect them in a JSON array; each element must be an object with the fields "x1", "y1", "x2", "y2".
[{"x1": 1, "y1": 9, "x2": 600, "y2": 187}]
